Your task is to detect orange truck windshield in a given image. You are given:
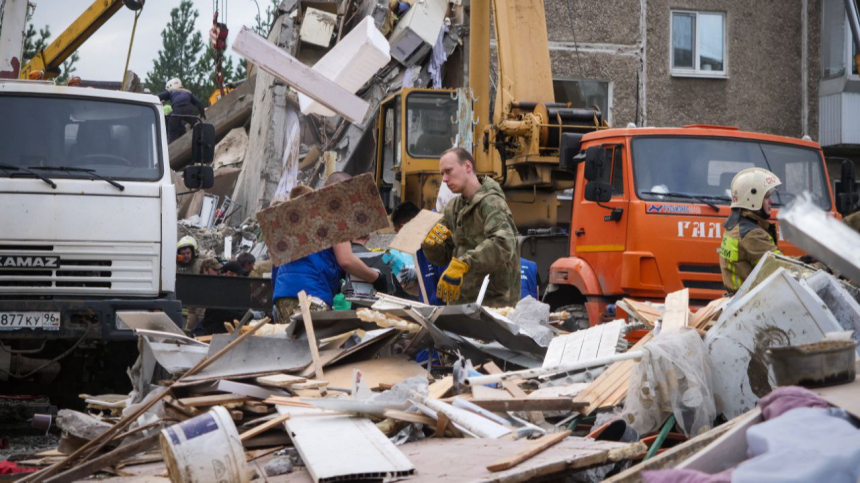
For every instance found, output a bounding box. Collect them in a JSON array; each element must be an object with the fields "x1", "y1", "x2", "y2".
[{"x1": 632, "y1": 136, "x2": 831, "y2": 211}]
